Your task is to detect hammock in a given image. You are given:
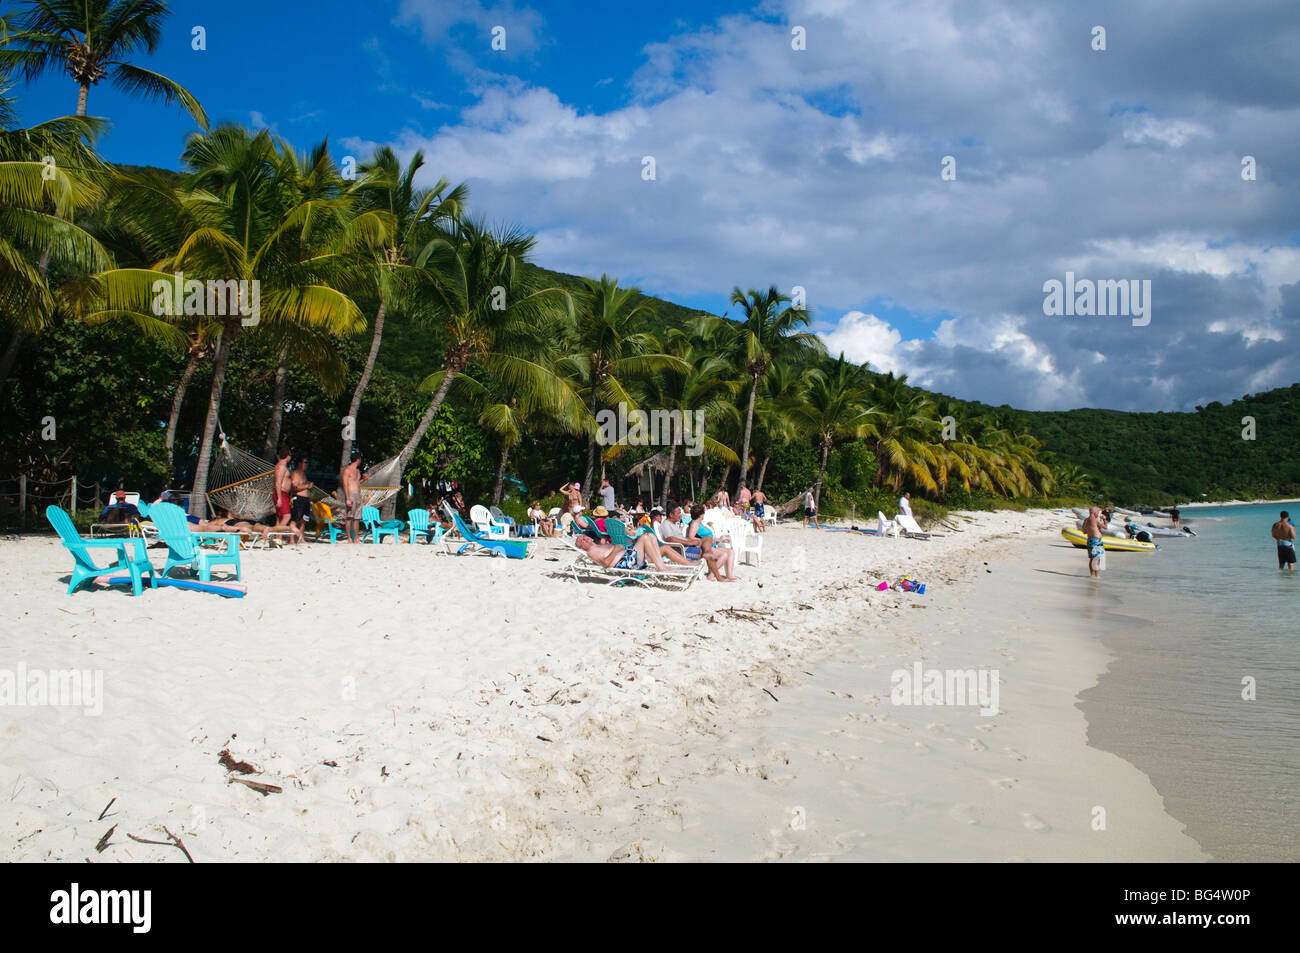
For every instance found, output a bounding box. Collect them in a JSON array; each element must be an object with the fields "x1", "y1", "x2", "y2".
[
  {"x1": 356, "y1": 455, "x2": 403, "y2": 509},
  {"x1": 206, "y1": 438, "x2": 326, "y2": 520}
]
